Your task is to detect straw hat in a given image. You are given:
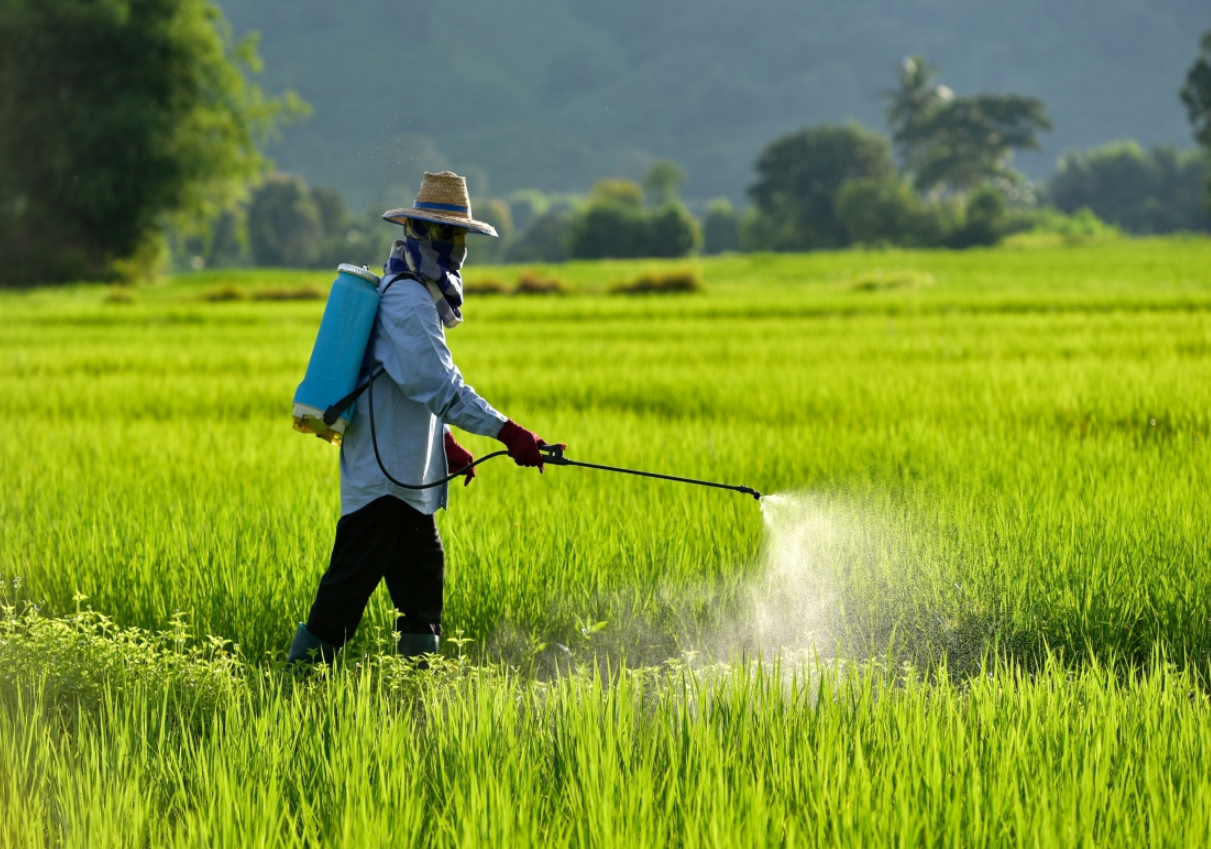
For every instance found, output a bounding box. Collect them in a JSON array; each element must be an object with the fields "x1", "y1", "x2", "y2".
[{"x1": 382, "y1": 171, "x2": 498, "y2": 237}]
